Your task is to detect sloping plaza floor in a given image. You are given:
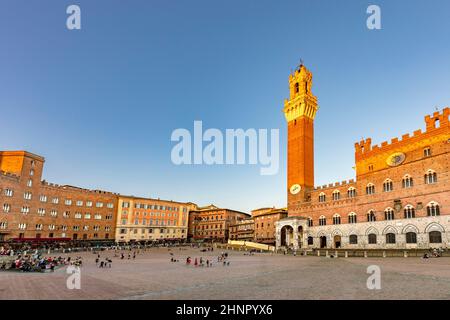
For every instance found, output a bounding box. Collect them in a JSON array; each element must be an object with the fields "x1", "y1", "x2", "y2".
[{"x1": 0, "y1": 247, "x2": 449, "y2": 300}]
